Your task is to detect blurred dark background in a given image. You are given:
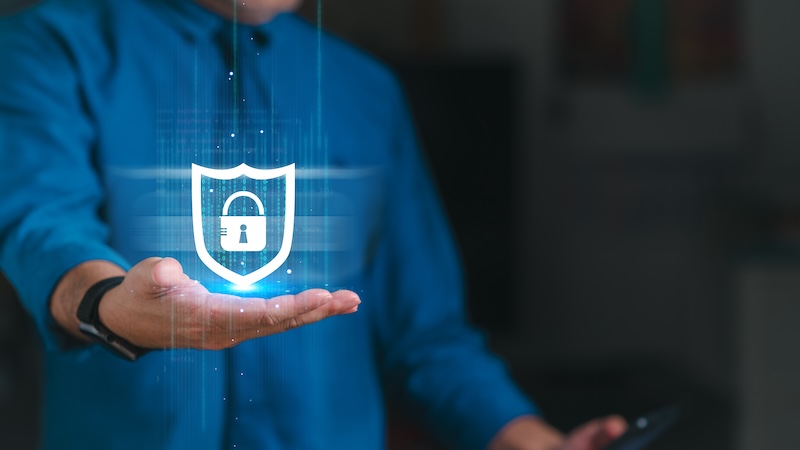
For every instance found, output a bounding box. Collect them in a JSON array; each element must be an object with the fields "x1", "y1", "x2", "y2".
[{"x1": 4, "y1": 0, "x2": 800, "y2": 449}]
